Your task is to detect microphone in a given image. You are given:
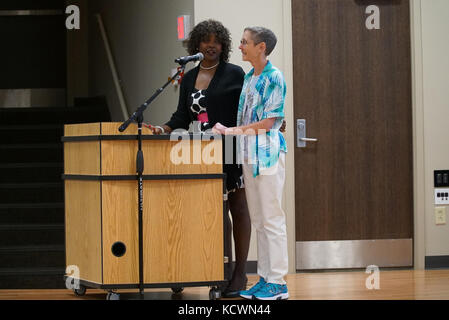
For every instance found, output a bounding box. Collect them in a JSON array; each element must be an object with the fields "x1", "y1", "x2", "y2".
[{"x1": 175, "y1": 52, "x2": 204, "y2": 65}]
